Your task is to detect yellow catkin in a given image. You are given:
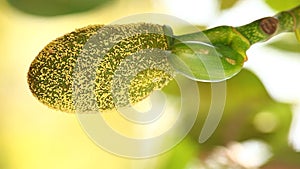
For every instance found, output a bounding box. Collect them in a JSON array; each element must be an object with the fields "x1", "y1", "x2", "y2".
[{"x1": 27, "y1": 23, "x2": 174, "y2": 113}]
